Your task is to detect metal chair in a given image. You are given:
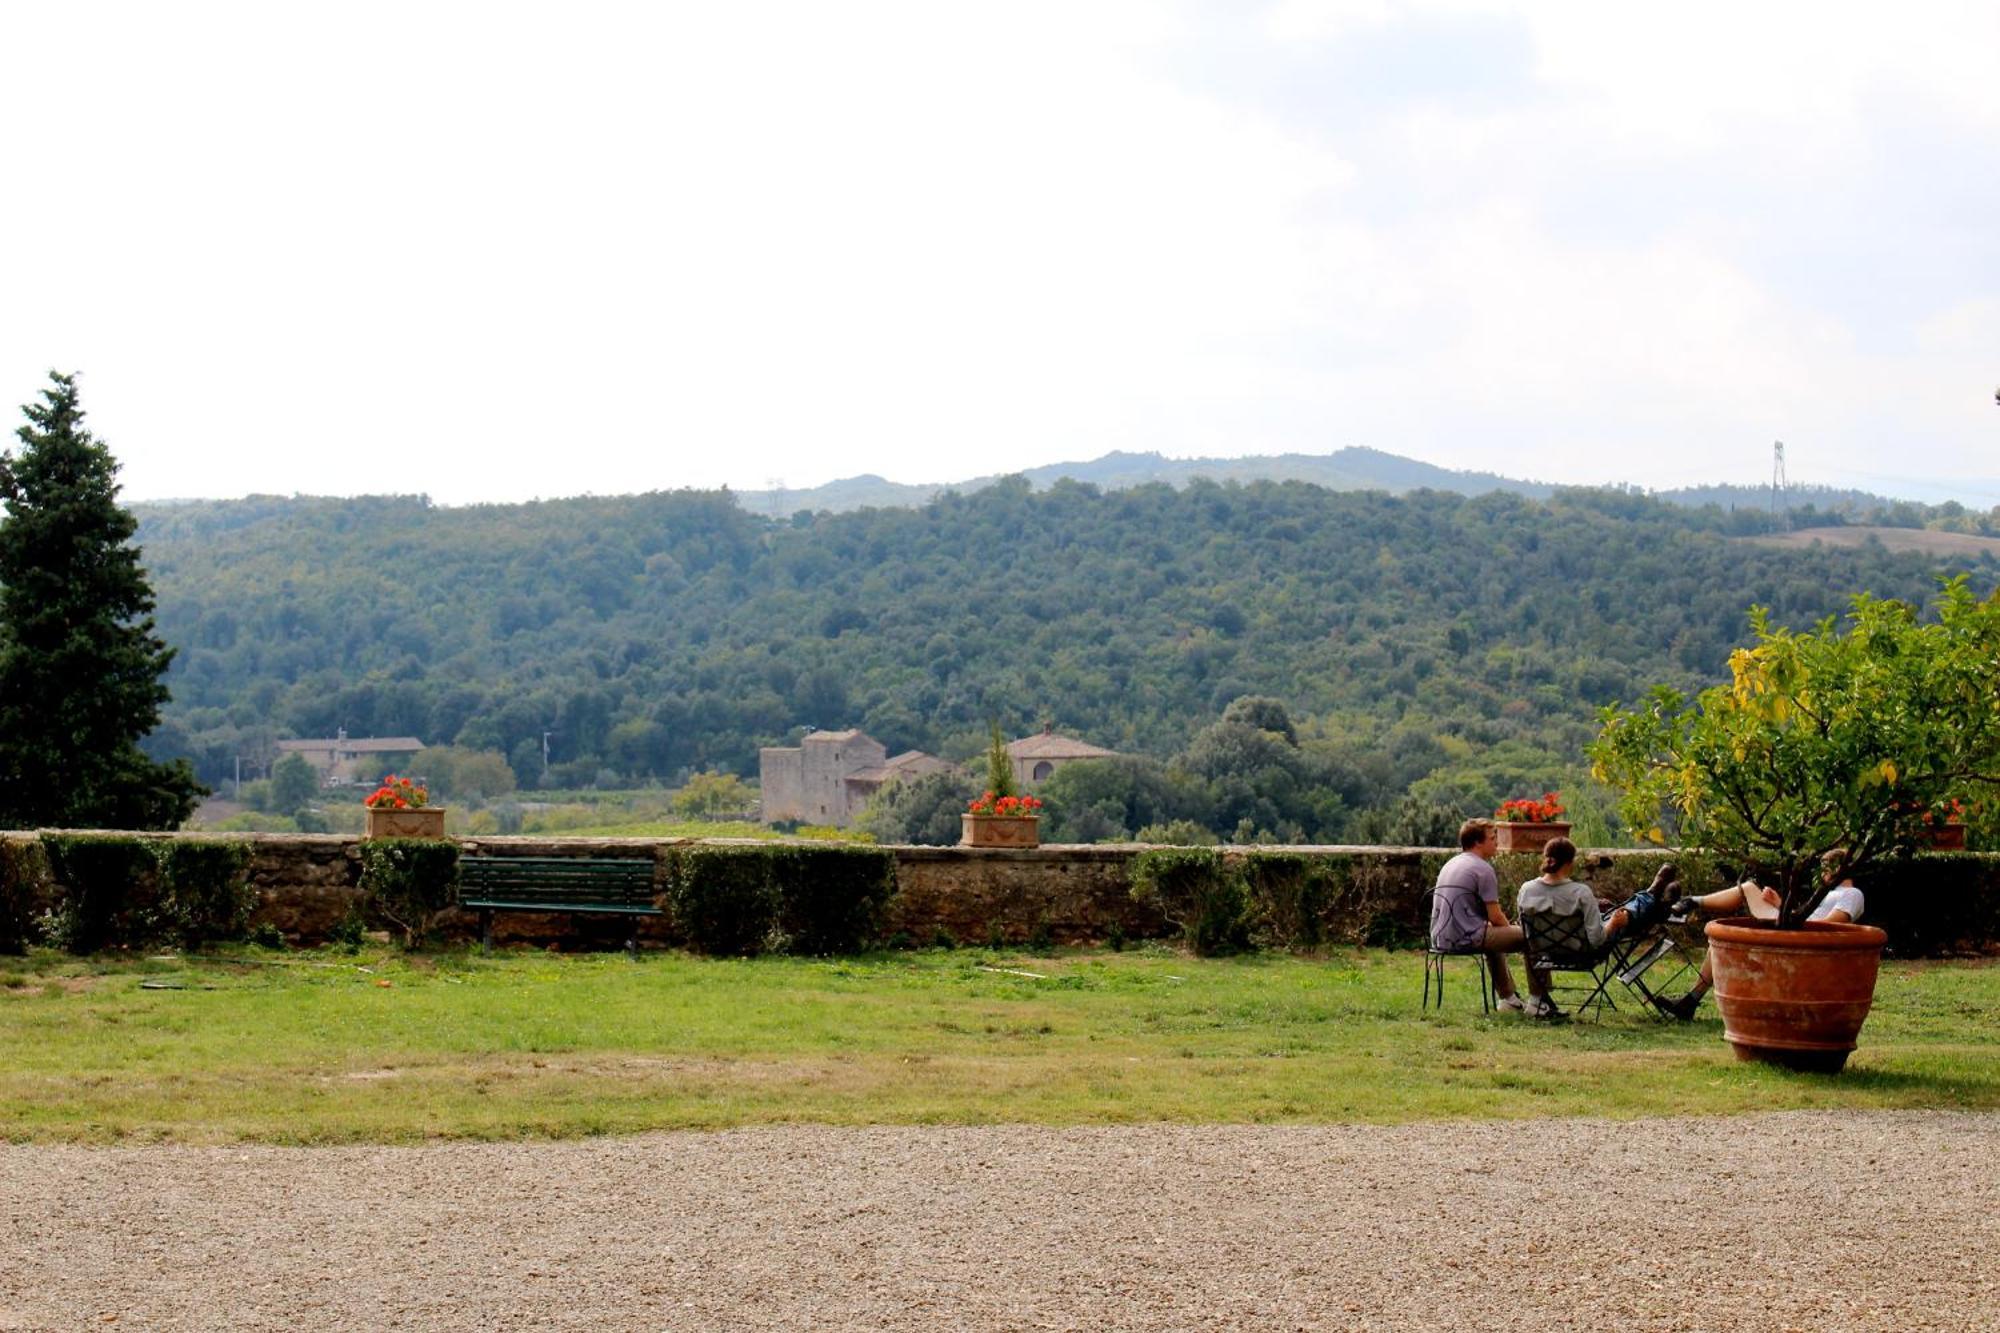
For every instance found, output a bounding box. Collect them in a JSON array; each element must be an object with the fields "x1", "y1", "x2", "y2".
[
  {"x1": 1420, "y1": 888, "x2": 1495, "y2": 1013},
  {"x1": 1520, "y1": 906, "x2": 1621, "y2": 1019}
]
